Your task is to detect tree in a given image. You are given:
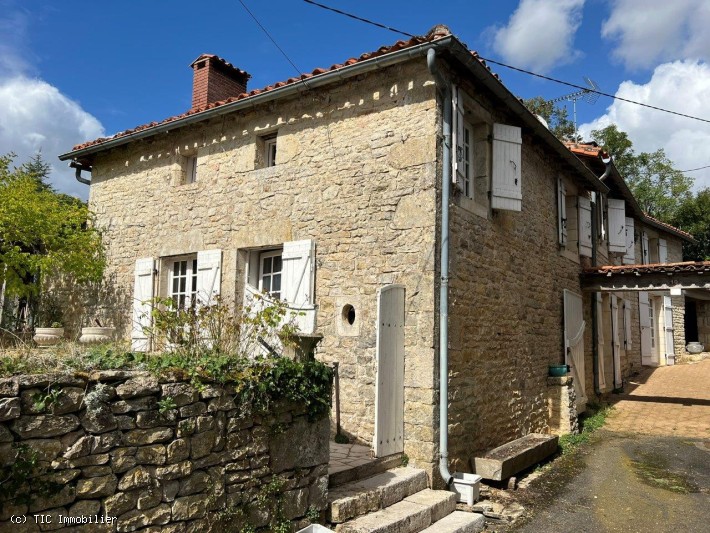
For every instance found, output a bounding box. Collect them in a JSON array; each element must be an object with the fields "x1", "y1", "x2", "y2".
[
  {"x1": 523, "y1": 97, "x2": 578, "y2": 141},
  {"x1": 590, "y1": 124, "x2": 693, "y2": 222},
  {"x1": 671, "y1": 188, "x2": 710, "y2": 261},
  {"x1": 0, "y1": 153, "x2": 105, "y2": 327}
]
